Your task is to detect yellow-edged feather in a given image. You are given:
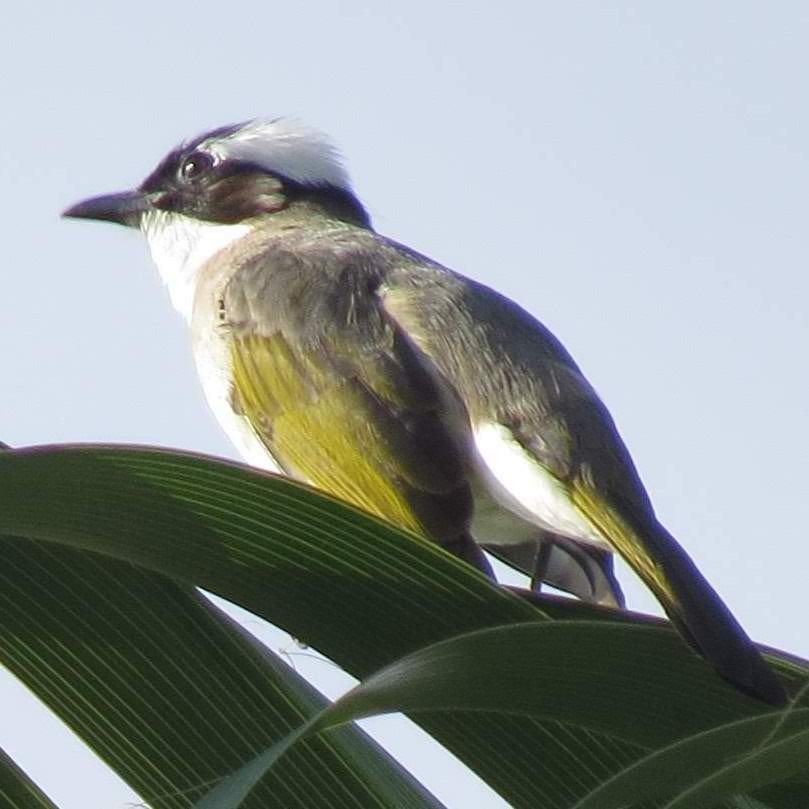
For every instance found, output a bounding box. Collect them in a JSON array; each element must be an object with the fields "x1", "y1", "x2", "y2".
[
  {"x1": 570, "y1": 477, "x2": 677, "y2": 605},
  {"x1": 230, "y1": 332, "x2": 430, "y2": 535}
]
